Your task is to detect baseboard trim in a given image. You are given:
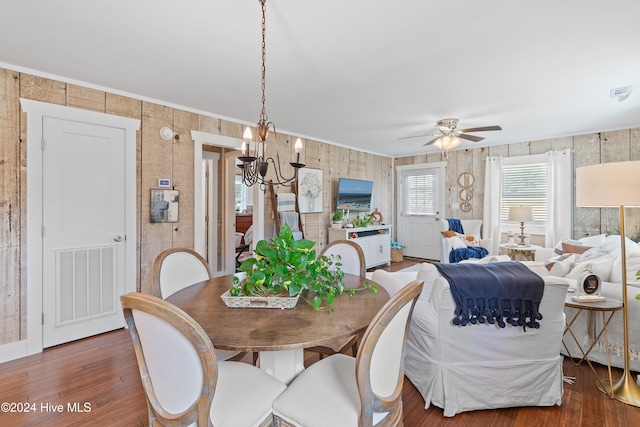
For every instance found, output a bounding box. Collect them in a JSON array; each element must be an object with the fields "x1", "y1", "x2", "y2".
[{"x1": 0, "y1": 340, "x2": 28, "y2": 364}]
